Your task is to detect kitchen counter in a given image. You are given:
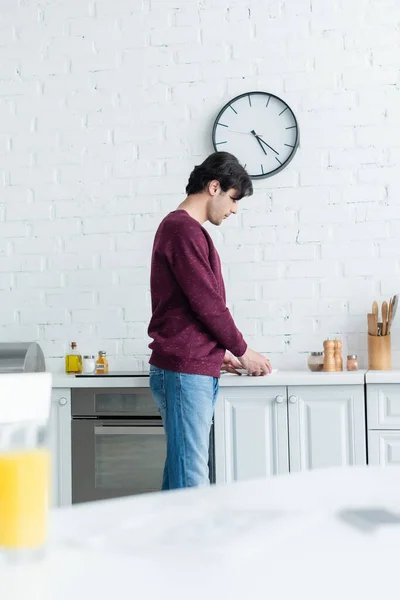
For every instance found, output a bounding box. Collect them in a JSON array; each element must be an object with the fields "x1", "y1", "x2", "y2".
[
  {"x1": 365, "y1": 369, "x2": 400, "y2": 384},
  {"x1": 51, "y1": 370, "x2": 367, "y2": 388},
  {"x1": 2, "y1": 465, "x2": 400, "y2": 599}
]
